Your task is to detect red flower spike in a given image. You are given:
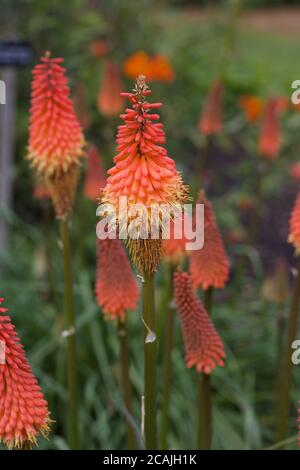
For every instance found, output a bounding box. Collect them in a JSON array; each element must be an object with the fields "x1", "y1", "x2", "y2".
[
  {"x1": 97, "y1": 60, "x2": 124, "y2": 117},
  {"x1": 174, "y1": 271, "x2": 225, "y2": 374},
  {"x1": 258, "y1": 98, "x2": 282, "y2": 159},
  {"x1": 28, "y1": 51, "x2": 84, "y2": 177},
  {"x1": 199, "y1": 80, "x2": 223, "y2": 135},
  {"x1": 0, "y1": 299, "x2": 50, "y2": 449},
  {"x1": 288, "y1": 191, "x2": 300, "y2": 253},
  {"x1": 189, "y1": 191, "x2": 229, "y2": 290},
  {"x1": 95, "y1": 238, "x2": 139, "y2": 320},
  {"x1": 84, "y1": 145, "x2": 106, "y2": 201},
  {"x1": 27, "y1": 51, "x2": 85, "y2": 219}
]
